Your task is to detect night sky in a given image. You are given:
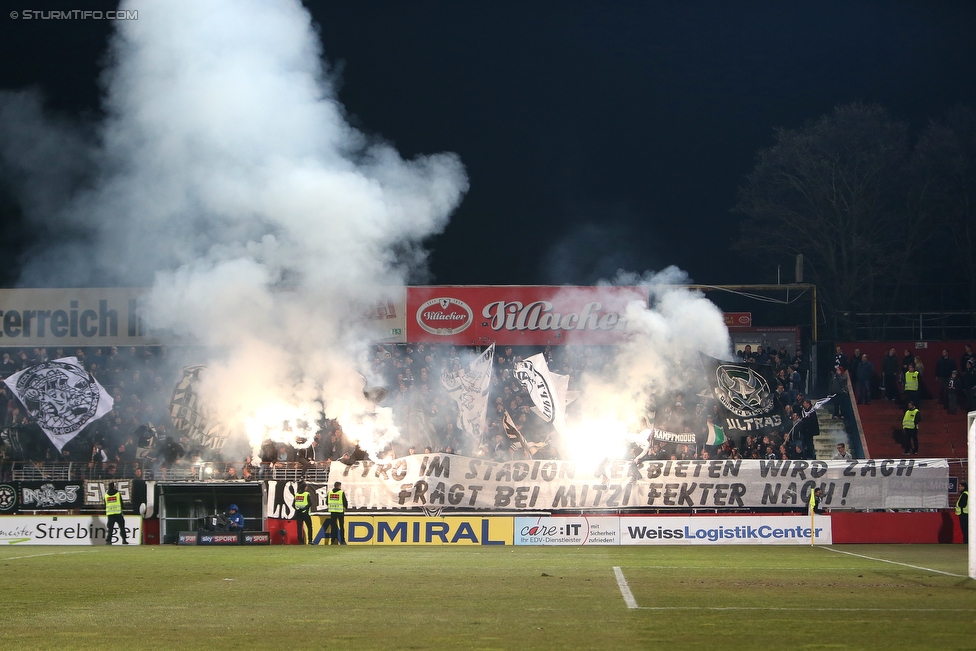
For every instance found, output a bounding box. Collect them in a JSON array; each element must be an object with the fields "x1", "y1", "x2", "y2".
[{"x1": 1, "y1": 0, "x2": 975, "y2": 287}]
